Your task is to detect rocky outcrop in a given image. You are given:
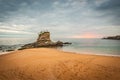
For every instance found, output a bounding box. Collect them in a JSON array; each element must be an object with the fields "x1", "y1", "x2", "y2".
[
  {"x1": 35, "y1": 31, "x2": 53, "y2": 47},
  {"x1": 37, "y1": 31, "x2": 51, "y2": 44},
  {"x1": 102, "y1": 35, "x2": 120, "y2": 40},
  {"x1": 19, "y1": 31, "x2": 71, "y2": 50}
]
